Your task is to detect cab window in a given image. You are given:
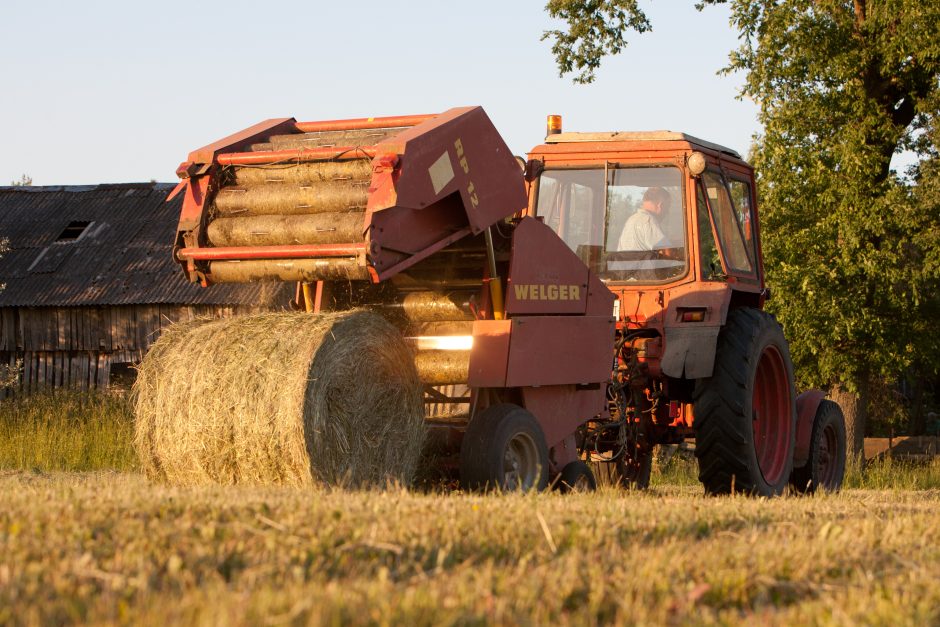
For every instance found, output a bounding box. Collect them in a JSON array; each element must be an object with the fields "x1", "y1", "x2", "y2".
[
  {"x1": 696, "y1": 182, "x2": 724, "y2": 280},
  {"x1": 536, "y1": 166, "x2": 687, "y2": 283},
  {"x1": 702, "y1": 171, "x2": 754, "y2": 274}
]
